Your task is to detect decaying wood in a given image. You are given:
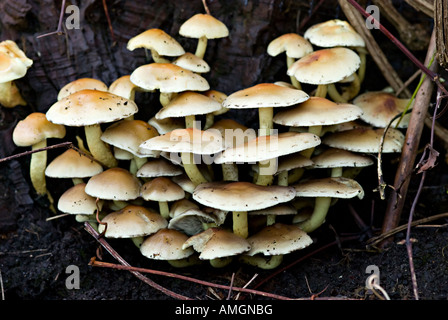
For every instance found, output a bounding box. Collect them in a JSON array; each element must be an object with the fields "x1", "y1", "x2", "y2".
[
  {"x1": 434, "y1": 0, "x2": 448, "y2": 69},
  {"x1": 404, "y1": 0, "x2": 434, "y2": 18}
]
